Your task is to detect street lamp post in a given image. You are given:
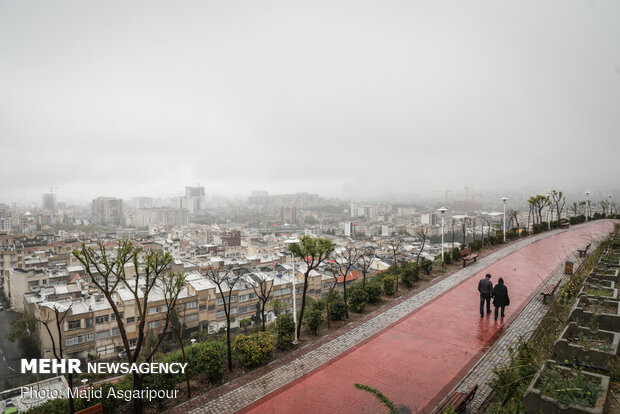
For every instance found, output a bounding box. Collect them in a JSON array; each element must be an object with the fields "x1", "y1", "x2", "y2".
[
  {"x1": 501, "y1": 197, "x2": 507, "y2": 242},
  {"x1": 585, "y1": 191, "x2": 590, "y2": 220},
  {"x1": 438, "y1": 207, "x2": 447, "y2": 265}
]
